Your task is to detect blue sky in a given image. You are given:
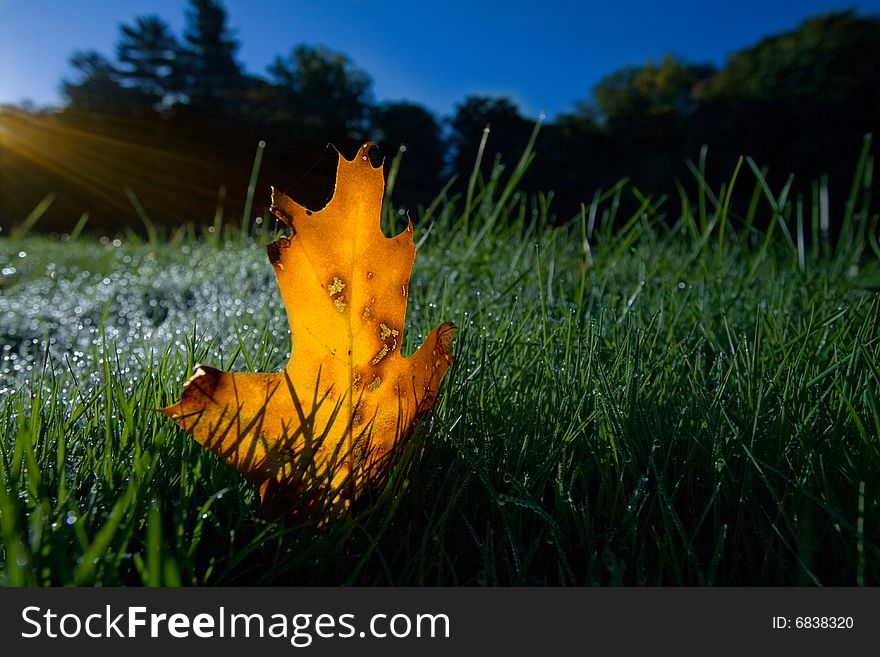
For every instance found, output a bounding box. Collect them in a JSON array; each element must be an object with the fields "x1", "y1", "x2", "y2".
[{"x1": 2, "y1": 0, "x2": 879, "y2": 119}]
